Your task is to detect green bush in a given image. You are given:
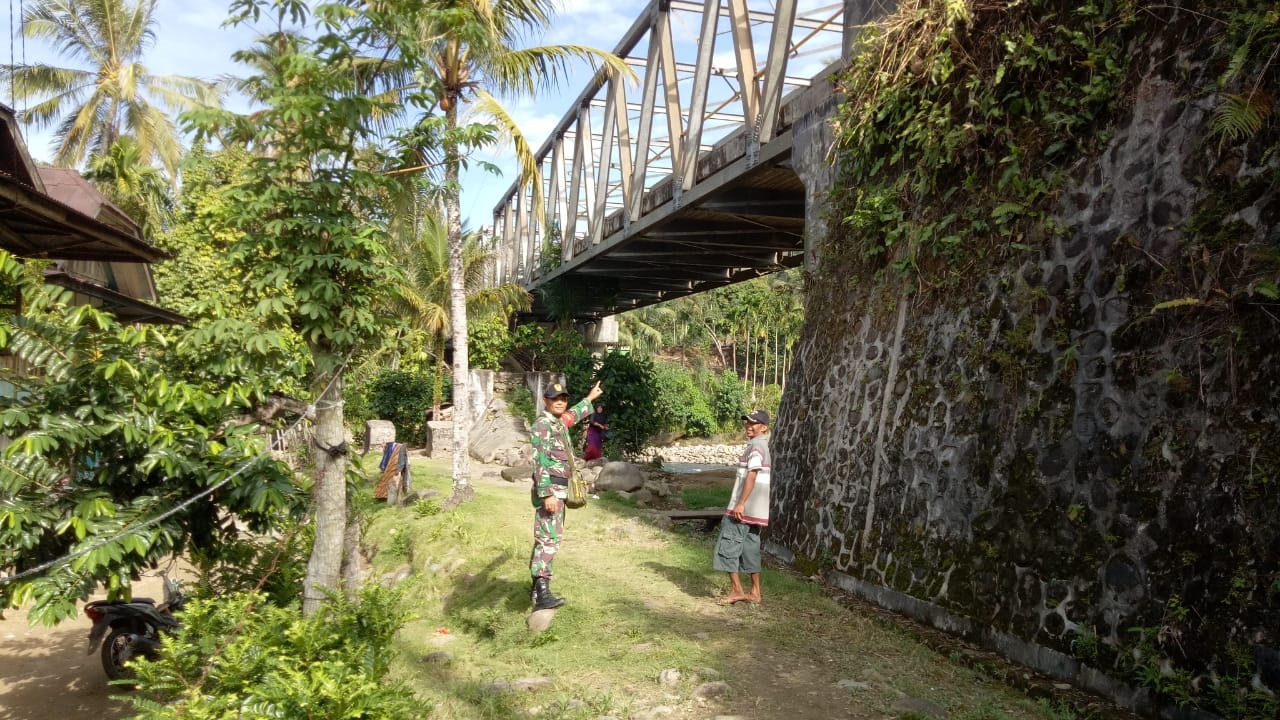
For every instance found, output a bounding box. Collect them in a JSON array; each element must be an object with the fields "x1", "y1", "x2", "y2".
[
  {"x1": 469, "y1": 314, "x2": 512, "y2": 371},
  {"x1": 365, "y1": 368, "x2": 437, "y2": 445},
  {"x1": 710, "y1": 370, "x2": 748, "y2": 429},
  {"x1": 125, "y1": 585, "x2": 421, "y2": 718},
  {"x1": 509, "y1": 324, "x2": 592, "y2": 371},
  {"x1": 652, "y1": 361, "x2": 716, "y2": 438},
  {"x1": 190, "y1": 522, "x2": 311, "y2": 608},
  {"x1": 507, "y1": 385, "x2": 536, "y2": 426},
  {"x1": 413, "y1": 497, "x2": 442, "y2": 518},
  {"x1": 594, "y1": 350, "x2": 657, "y2": 456}
]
